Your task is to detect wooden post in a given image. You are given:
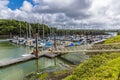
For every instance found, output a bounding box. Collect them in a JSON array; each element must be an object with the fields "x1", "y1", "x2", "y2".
[
  {"x1": 54, "y1": 32, "x2": 57, "y2": 50},
  {"x1": 35, "y1": 33, "x2": 39, "y2": 58}
]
